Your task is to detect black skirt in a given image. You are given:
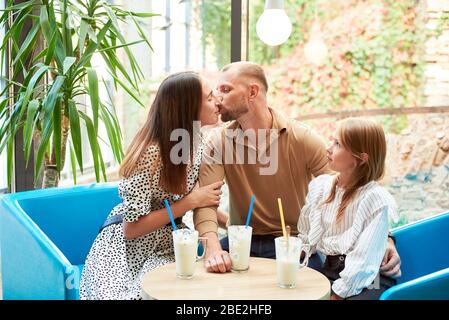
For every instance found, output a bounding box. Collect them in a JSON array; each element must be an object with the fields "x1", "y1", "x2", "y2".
[{"x1": 320, "y1": 254, "x2": 396, "y2": 300}]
